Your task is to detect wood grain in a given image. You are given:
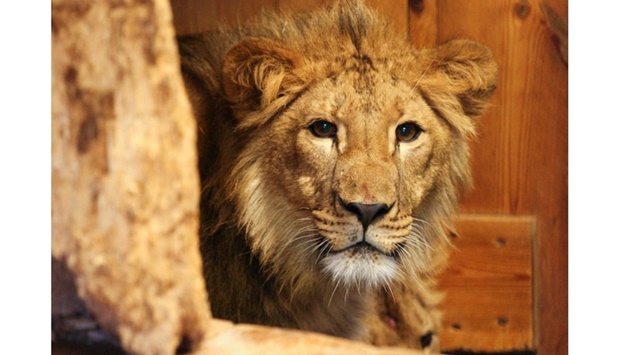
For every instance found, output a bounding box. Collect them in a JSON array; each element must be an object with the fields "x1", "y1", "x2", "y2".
[
  {"x1": 171, "y1": 0, "x2": 408, "y2": 36},
  {"x1": 438, "y1": 214, "x2": 536, "y2": 352},
  {"x1": 428, "y1": 1, "x2": 567, "y2": 354},
  {"x1": 170, "y1": 0, "x2": 278, "y2": 35},
  {"x1": 408, "y1": 0, "x2": 437, "y2": 48}
]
